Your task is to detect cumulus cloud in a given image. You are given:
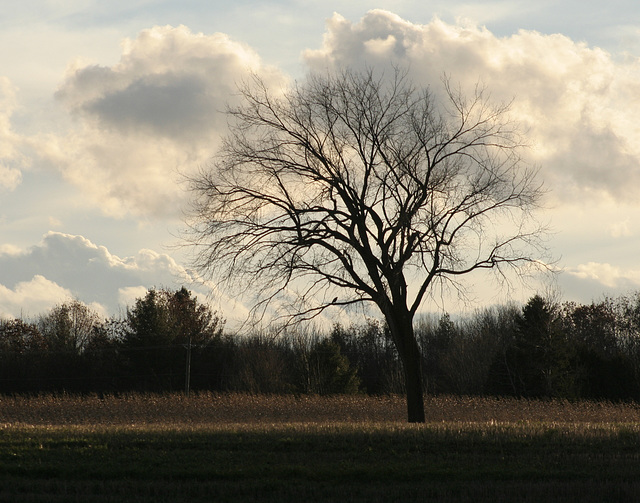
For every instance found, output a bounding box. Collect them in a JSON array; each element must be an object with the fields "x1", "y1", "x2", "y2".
[
  {"x1": 38, "y1": 25, "x2": 287, "y2": 218},
  {"x1": 0, "y1": 232, "x2": 195, "y2": 316},
  {"x1": 552, "y1": 261, "x2": 637, "y2": 306},
  {"x1": 0, "y1": 275, "x2": 73, "y2": 319},
  {"x1": 0, "y1": 231, "x2": 243, "y2": 322},
  {"x1": 0, "y1": 76, "x2": 28, "y2": 191},
  {"x1": 303, "y1": 10, "x2": 640, "y2": 203},
  {"x1": 566, "y1": 262, "x2": 640, "y2": 290},
  {"x1": 32, "y1": 13, "x2": 640, "y2": 217}
]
